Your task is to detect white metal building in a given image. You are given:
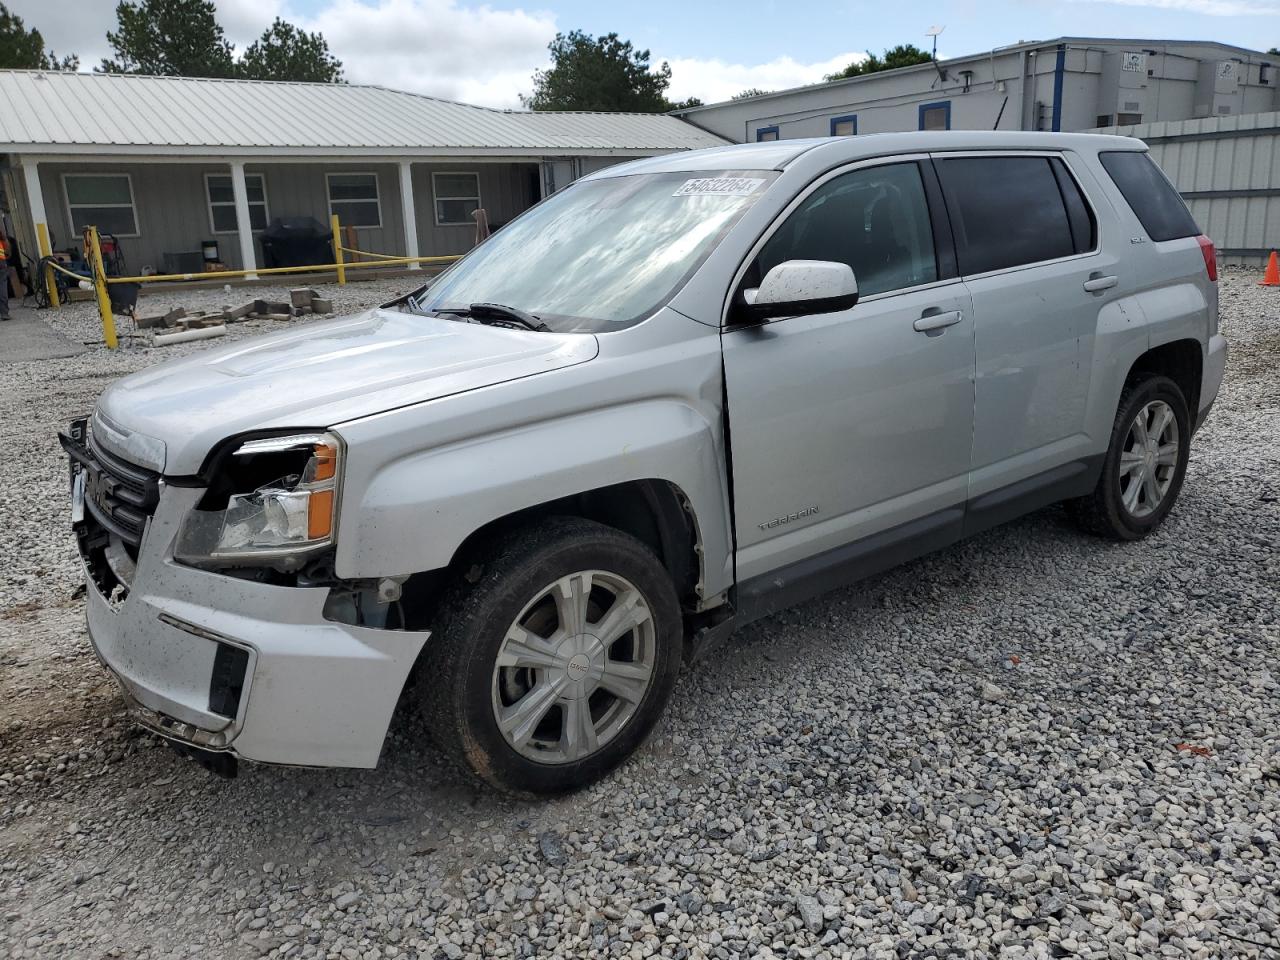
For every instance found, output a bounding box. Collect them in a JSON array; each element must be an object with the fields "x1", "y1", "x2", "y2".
[
  {"x1": 674, "y1": 37, "x2": 1277, "y2": 144},
  {"x1": 0, "y1": 70, "x2": 726, "y2": 277}
]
